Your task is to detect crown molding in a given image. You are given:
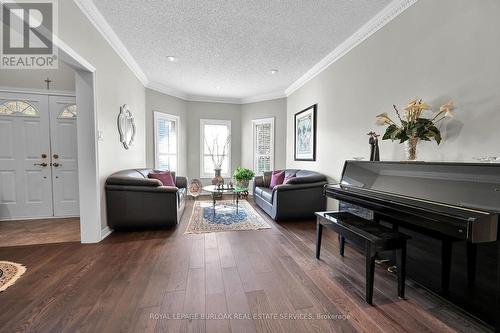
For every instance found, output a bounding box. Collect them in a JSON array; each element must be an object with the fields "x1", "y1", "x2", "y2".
[
  {"x1": 147, "y1": 81, "x2": 284, "y2": 105},
  {"x1": 285, "y1": 0, "x2": 419, "y2": 96},
  {"x1": 186, "y1": 95, "x2": 242, "y2": 105},
  {"x1": 240, "y1": 90, "x2": 286, "y2": 104},
  {"x1": 145, "y1": 81, "x2": 189, "y2": 101},
  {"x1": 73, "y1": 0, "x2": 148, "y2": 86}
]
